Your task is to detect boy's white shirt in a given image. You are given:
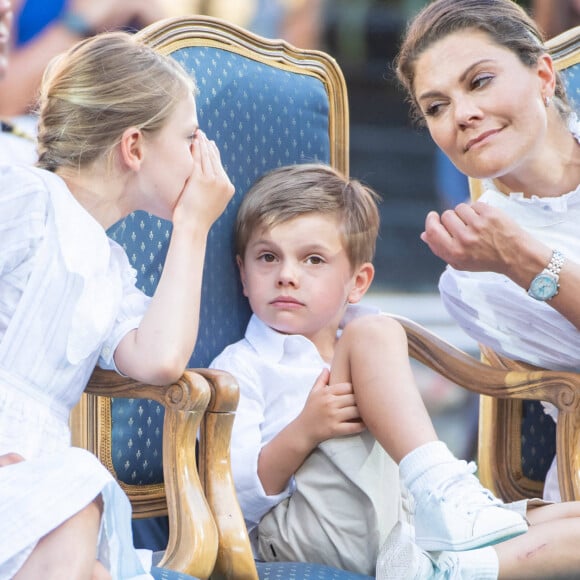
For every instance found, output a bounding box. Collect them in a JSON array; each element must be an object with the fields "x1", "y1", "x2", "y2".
[{"x1": 209, "y1": 302, "x2": 380, "y2": 547}]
